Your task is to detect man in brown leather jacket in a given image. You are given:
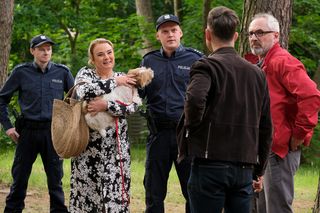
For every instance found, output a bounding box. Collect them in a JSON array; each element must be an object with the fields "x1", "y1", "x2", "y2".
[{"x1": 177, "y1": 6, "x2": 273, "y2": 213}]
